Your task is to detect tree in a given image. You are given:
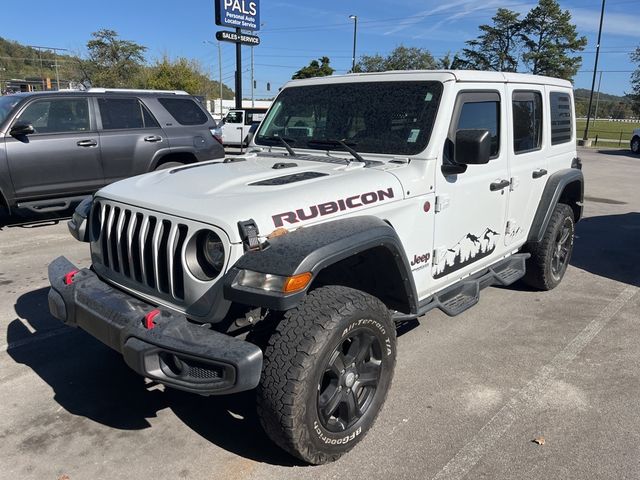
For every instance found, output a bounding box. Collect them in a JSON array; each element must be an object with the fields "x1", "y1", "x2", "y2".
[
  {"x1": 83, "y1": 29, "x2": 147, "y2": 88},
  {"x1": 520, "y1": 0, "x2": 586, "y2": 80},
  {"x1": 460, "y1": 9, "x2": 522, "y2": 72},
  {"x1": 630, "y1": 47, "x2": 640, "y2": 116},
  {"x1": 354, "y1": 46, "x2": 437, "y2": 72},
  {"x1": 292, "y1": 57, "x2": 334, "y2": 79},
  {"x1": 143, "y1": 55, "x2": 205, "y2": 93},
  {"x1": 436, "y1": 52, "x2": 465, "y2": 70}
]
